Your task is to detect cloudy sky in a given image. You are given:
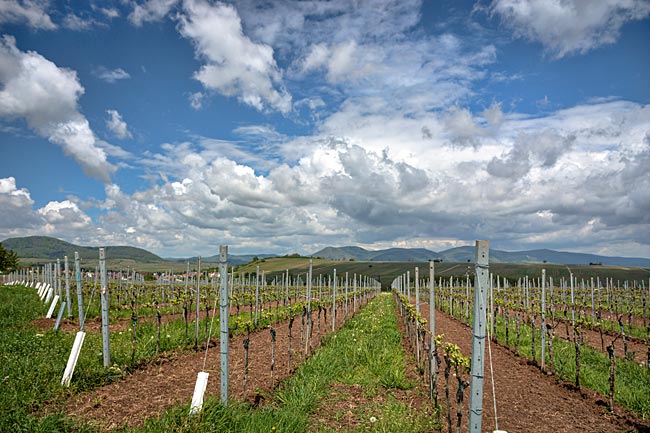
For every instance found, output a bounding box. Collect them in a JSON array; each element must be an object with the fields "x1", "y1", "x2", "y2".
[{"x1": 0, "y1": 0, "x2": 649, "y2": 259}]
